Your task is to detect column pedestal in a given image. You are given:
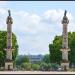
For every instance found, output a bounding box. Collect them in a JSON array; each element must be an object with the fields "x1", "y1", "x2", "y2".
[
  {"x1": 61, "y1": 60, "x2": 69, "y2": 71},
  {"x1": 5, "y1": 60, "x2": 13, "y2": 70},
  {"x1": 4, "y1": 49, "x2": 14, "y2": 70},
  {"x1": 60, "y1": 48, "x2": 70, "y2": 71}
]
